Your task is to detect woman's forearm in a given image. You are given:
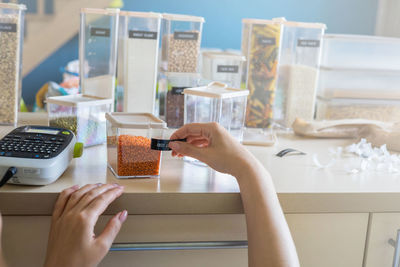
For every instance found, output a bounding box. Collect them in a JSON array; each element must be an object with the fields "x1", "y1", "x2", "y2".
[{"x1": 236, "y1": 157, "x2": 299, "y2": 267}]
